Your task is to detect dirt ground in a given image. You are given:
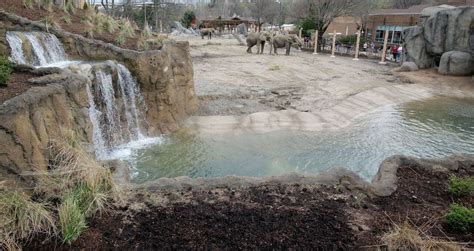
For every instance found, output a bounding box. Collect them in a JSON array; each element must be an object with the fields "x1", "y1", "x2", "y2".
[
  {"x1": 0, "y1": 71, "x2": 41, "y2": 104},
  {"x1": 27, "y1": 158, "x2": 473, "y2": 250},
  {"x1": 180, "y1": 36, "x2": 474, "y2": 118}
]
